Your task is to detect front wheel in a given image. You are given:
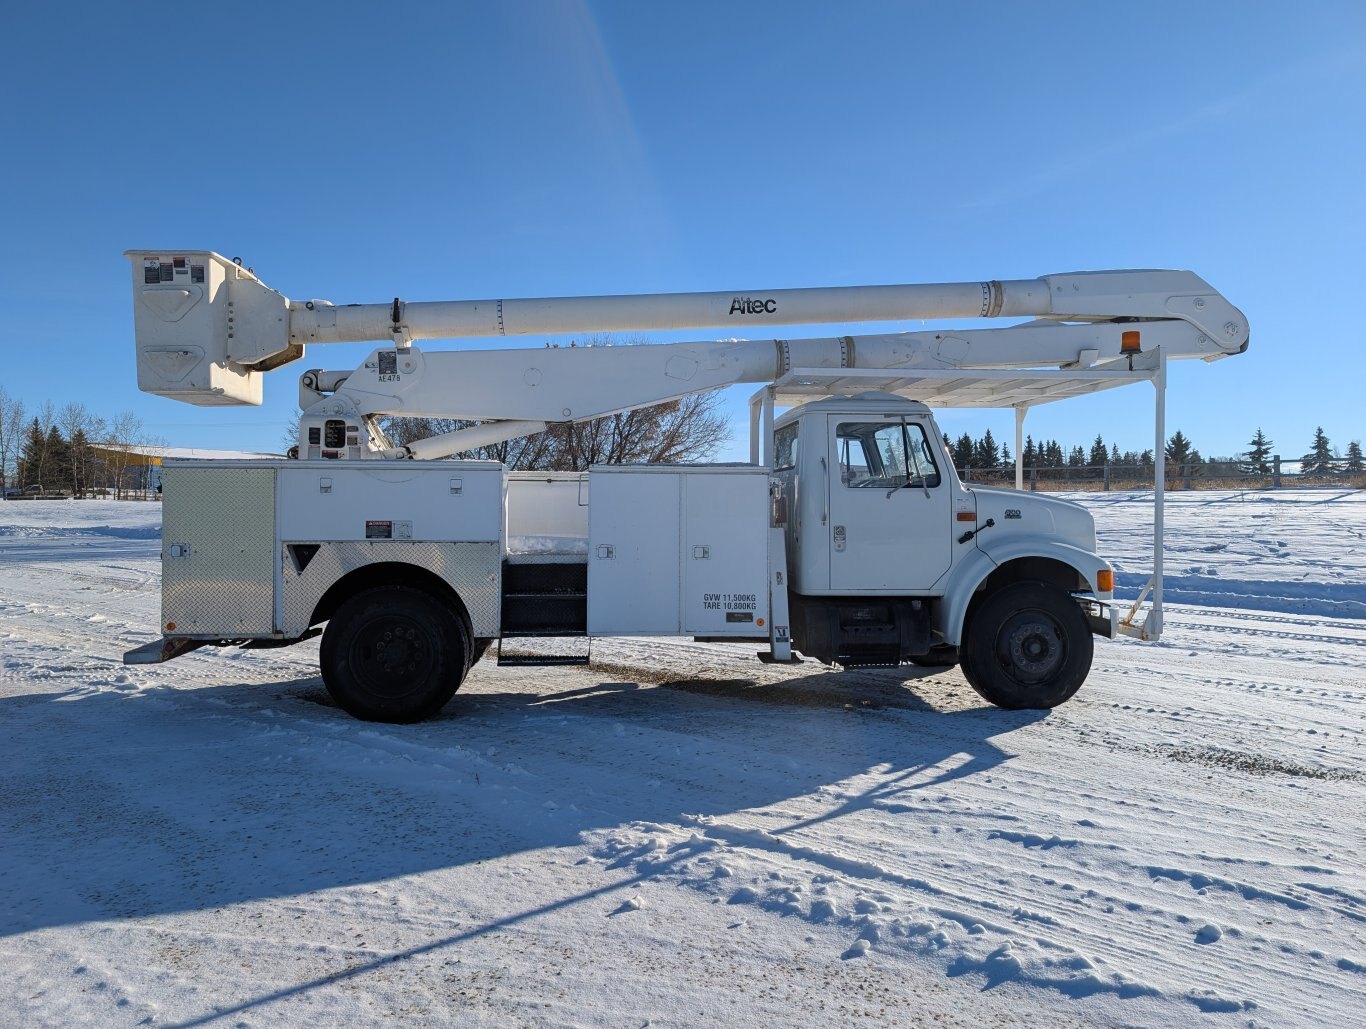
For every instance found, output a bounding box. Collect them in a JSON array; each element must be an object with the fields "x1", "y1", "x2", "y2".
[
  {"x1": 961, "y1": 581, "x2": 1092, "y2": 709},
  {"x1": 320, "y1": 585, "x2": 468, "y2": 723}
]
